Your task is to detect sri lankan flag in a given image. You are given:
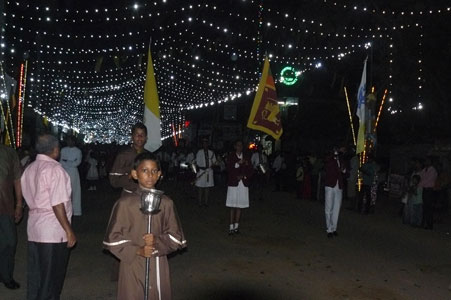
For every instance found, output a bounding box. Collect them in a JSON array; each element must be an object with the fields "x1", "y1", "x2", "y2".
[
  {"x1": 247, "y1": 57, "x2": 283, "y2": 140},
  {"x1": 143, "y1": 46, "x2": 162, "y2": 152}
]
